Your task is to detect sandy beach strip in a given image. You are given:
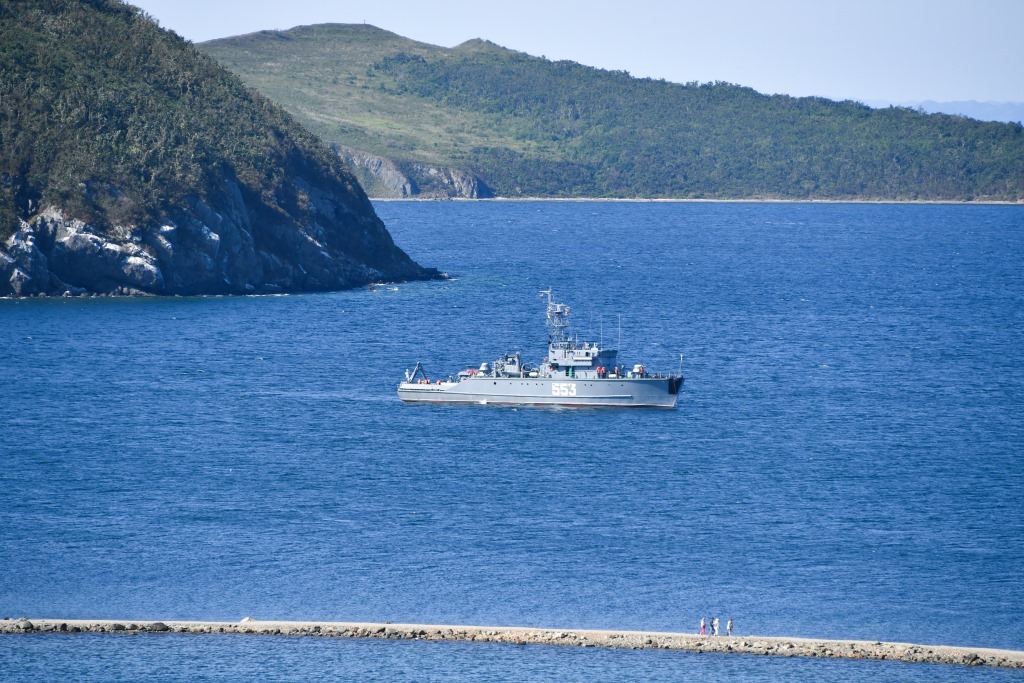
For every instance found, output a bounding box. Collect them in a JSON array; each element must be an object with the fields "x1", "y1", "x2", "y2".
[{"x1": 3, "y1": 618, "x2": 1021, "y2": 669}]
